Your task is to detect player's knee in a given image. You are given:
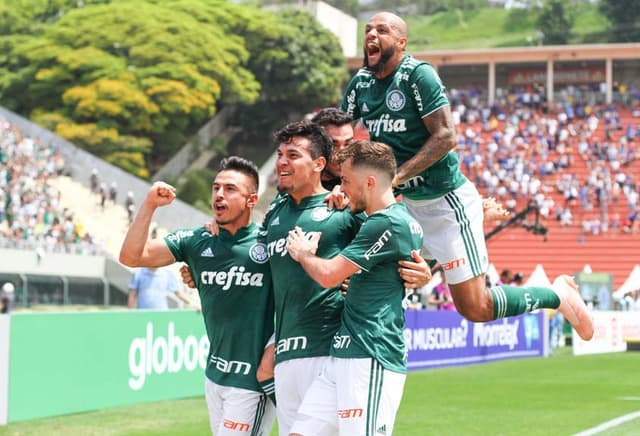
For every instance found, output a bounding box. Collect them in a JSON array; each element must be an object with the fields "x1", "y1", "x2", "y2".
[{"x1": 455, "y1": 300, "x2": 493, "y2": 322}]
